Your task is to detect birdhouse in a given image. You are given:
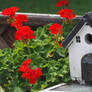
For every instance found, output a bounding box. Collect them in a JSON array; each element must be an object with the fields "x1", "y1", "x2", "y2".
[{"x1": 62, "y1": 12, "x2": 92, "y2": 84}]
